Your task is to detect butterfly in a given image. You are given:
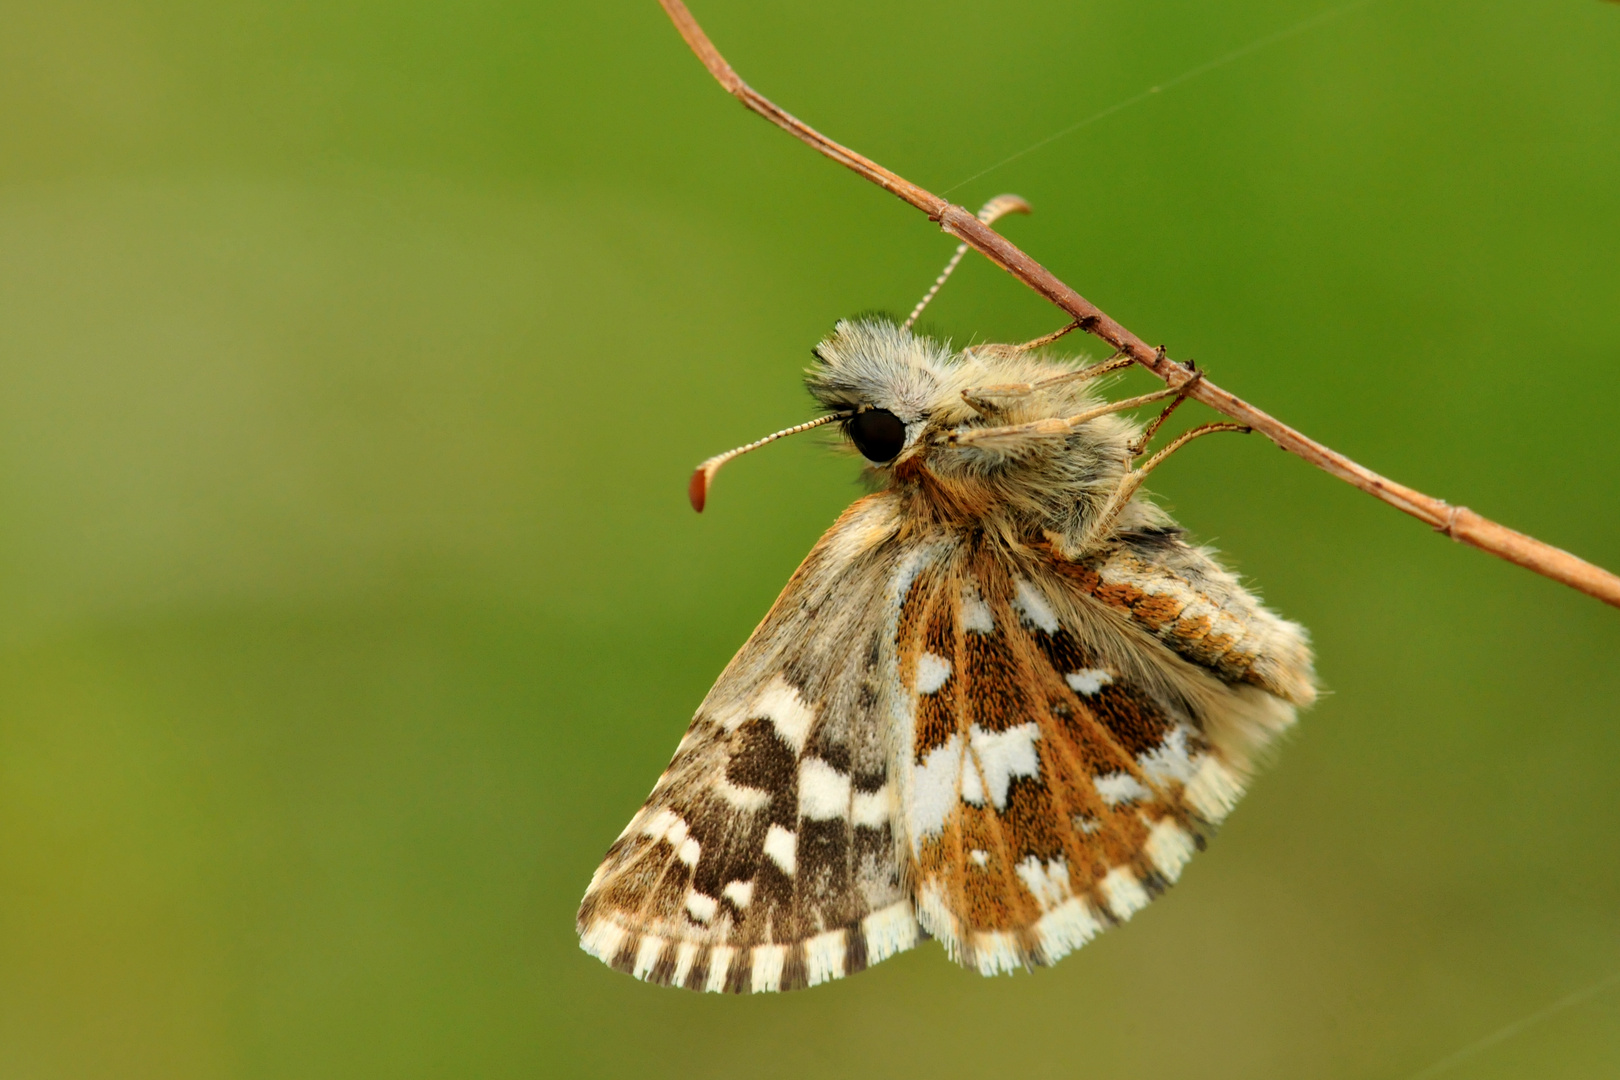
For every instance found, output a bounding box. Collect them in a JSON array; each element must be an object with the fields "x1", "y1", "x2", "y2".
[{"x1": 577, "y1": 199, "x2": 1316, "y2": 993}]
